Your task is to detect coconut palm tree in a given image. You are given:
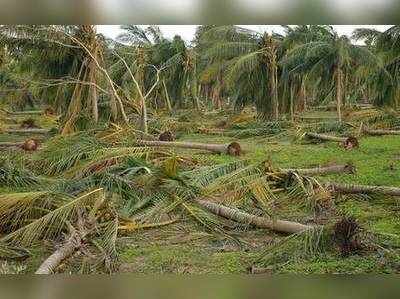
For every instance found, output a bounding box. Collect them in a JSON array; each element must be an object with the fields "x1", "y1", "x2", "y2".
[
  {"x1": 353, "y1": 26, "x2": 400, "y2": 108},
  {"x1": 280, "y1": 25, "x2": 334, "y2": 118},
  {"x1": 282, "y1": 27, "x2": 380, "y2": 122},
  {"x1": 0, "y1": 25, "x2": 127, "y2": 133},
  {"x1": 114, "y1": 26, "x2": 198, "y2": 133},
  {"x1": 201, "y1": 26, "x2": 286, "y2": 119}
]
